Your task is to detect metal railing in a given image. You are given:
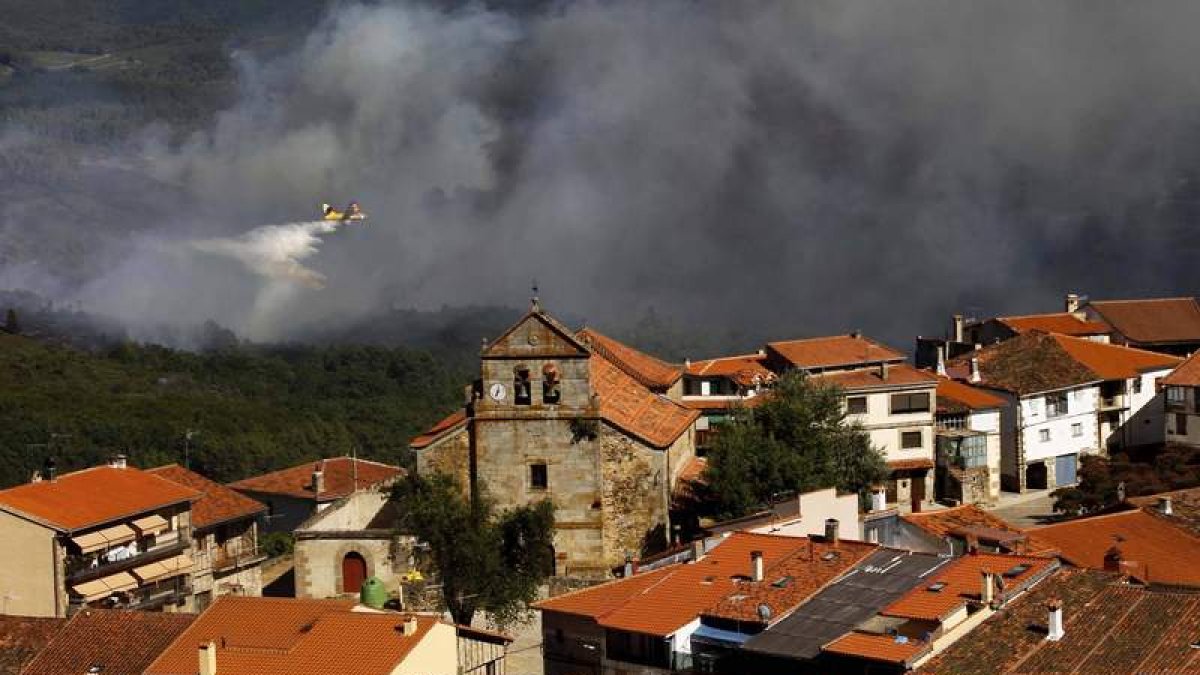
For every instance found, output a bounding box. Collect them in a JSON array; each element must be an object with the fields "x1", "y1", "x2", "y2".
[{"x1": 65, "y1": 530, "x2": 190, "y2": 582}]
